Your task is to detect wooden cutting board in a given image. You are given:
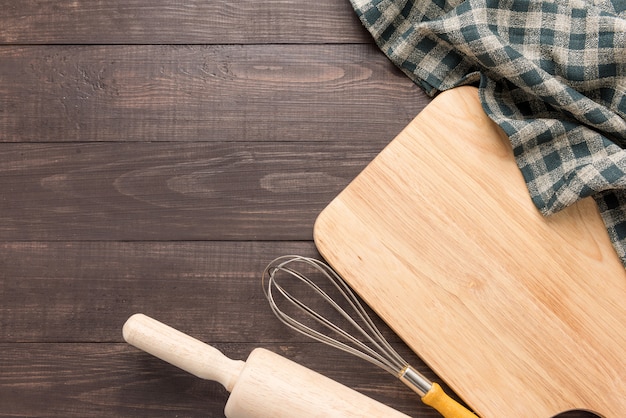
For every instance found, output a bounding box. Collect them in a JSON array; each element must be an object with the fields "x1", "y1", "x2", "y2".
[{"x1": 314, "y1": 86, "x2": 626, "y2": 417}]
